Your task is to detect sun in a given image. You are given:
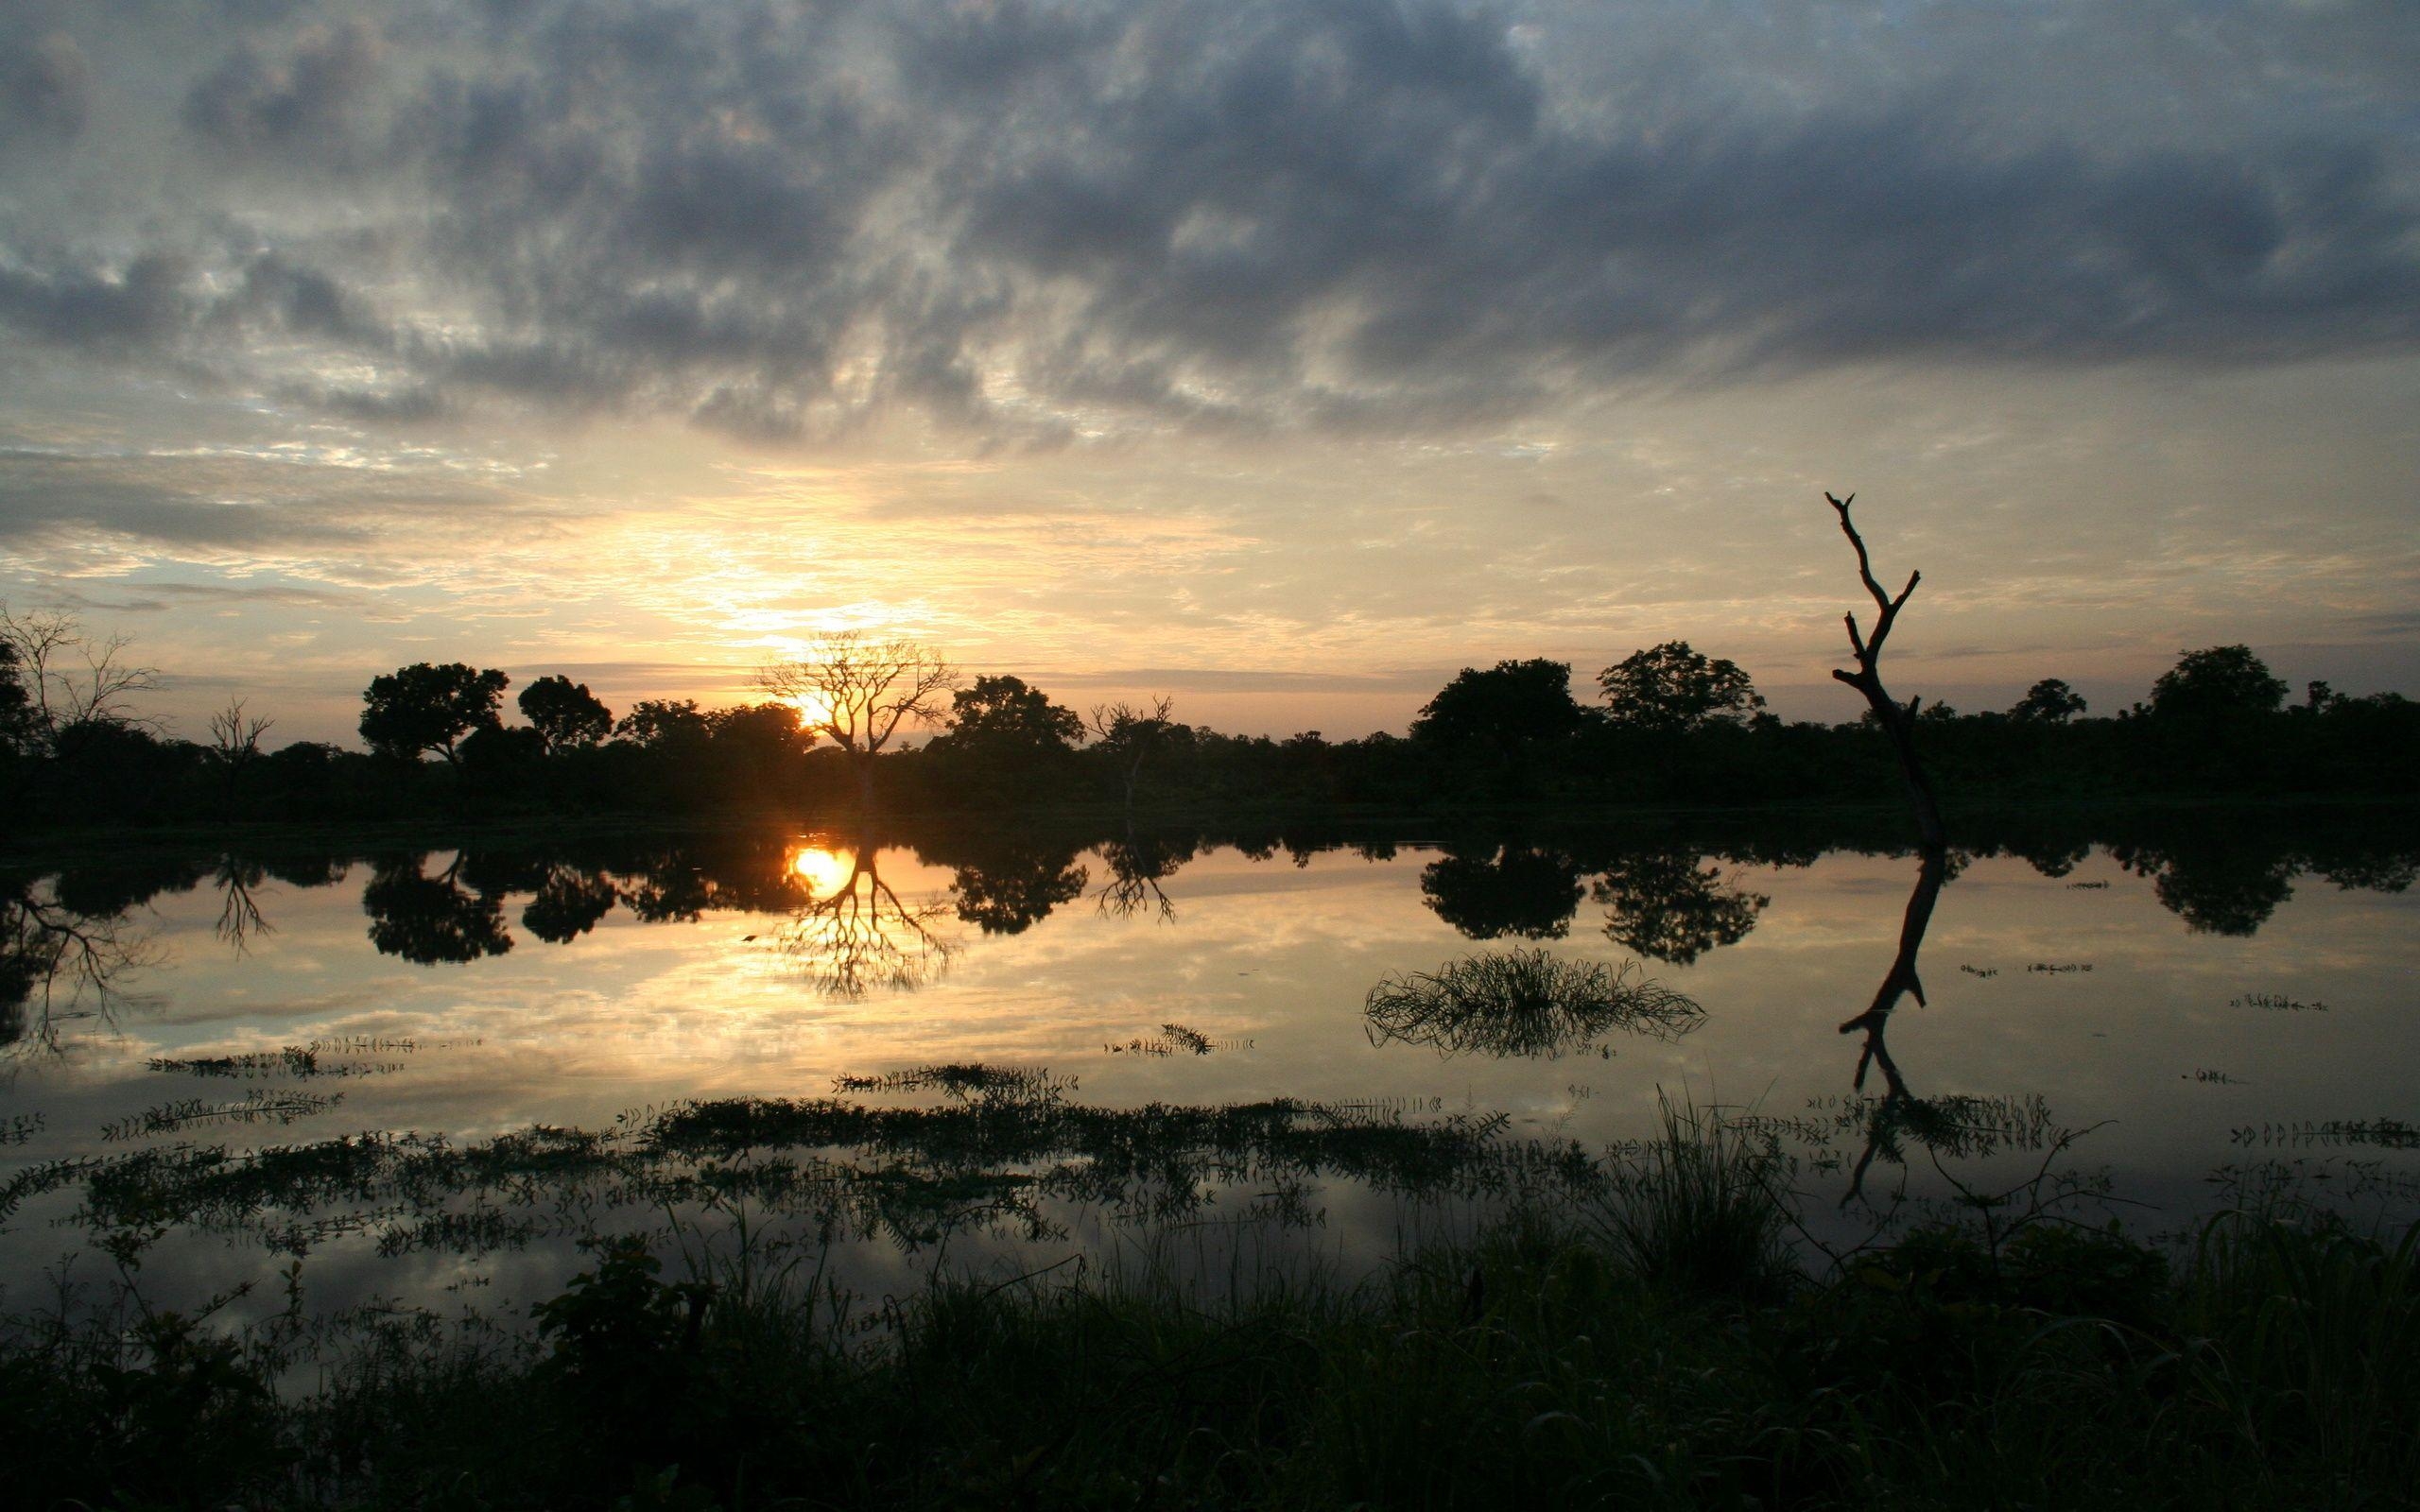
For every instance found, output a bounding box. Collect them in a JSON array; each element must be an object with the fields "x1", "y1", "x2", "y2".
[
  {"x1": 789, "y1": 845, "x2": 856, "y2": 900},
  {"x1": 781, "y1": 694, "x2": 834, "y2": 732}
]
